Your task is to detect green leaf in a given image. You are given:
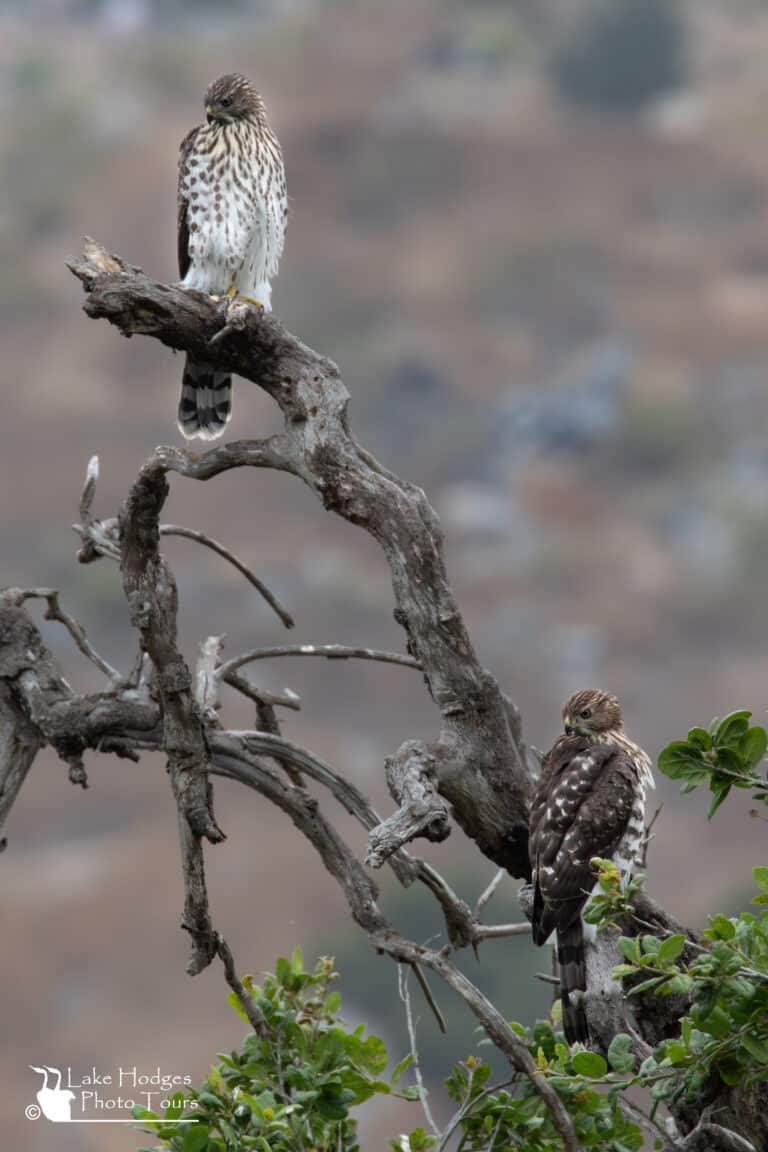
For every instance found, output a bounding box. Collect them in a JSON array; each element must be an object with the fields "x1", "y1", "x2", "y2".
[
  {"x1": 533, "y1": 1020, "x2": 556, "y2": 1057},
  {"x1": 657, "y1": 934, "x2": 685, "y2": 967},
  {"x1": 571, "y1": 1050, "x2": 608, "y2": 1078},
  {"x1": 607, "y1": 1034, "x2": 636, "y2": 1074},
  {"x1": 403, "y1": 1126, "x2": 437, "y2": 1151},
  {"x1": 708, "y1": 785, "x2": 731, "y2": 820},
  {"x1": 716, "y1": 1056, "x2": 744, "y2": 1086},
  {"x1": 753, "y1": 866, "x2": 768, "y2": 892},
  {"x1": 628, "y1": 976, "x2": 669, "y2": 996},
  {"x1": 325, "y1": 990, "x2": 342, "y2": 1014},
  {"x1": 657, "y1": 742, "x2": 707, "y2": 782},
  {"x1": 132, "y1": 1107, "x2": 160, "y2": 1120},
  {"x1": 686, "y1": 723, "x2": 713, "y2": 751},
  {"x1": 197, "y1": 1092, "x2": 222, "y2": 1110},
  {"x1": 390, "y1": 1054, "x2": 413, "y2": 1085},
  {"x1": 275, "y1": 956, "x2": 292, "y2": 986},
  {"x1": 715, "y1": 747, "x2": 743, "y2": 773},
  {"x1": 666, "y1": 1041, "x2": 688, "y2": 1065},
  {"x1": 715, "y1": 711, "x2": 752, "y2": 748},
  {"x1": 345, "y1": 1032, "x2": 388, "y2": 1076},
  {"x1": 740, "y1": 1033, "x2": 768, "y2": 1062},
  {"x1": 696, "y1": 1006, "x2": 732, "y2": 1037},
  {"x1": 618, "y1": 936, "x2": 640, "y2": 962},
  {"x1": 665, "y1": 973, "x2": 694, "y2": 995},
  {"x1": 227, "y1": 990, "x2": 251, "y2": 1023},
  {"x1": 291, "y1": 946, "x2": 304, "y2": 975},
  {"x1": 708, "y1": 914, "x2": 736, "y2": 941},
  {"x1": 741, "y1": 726, "x2": 767, "y2": 770},
  {"x1": 182, "y1": 1125, "x2": 210, "y2": 1152},
  {"x1": 680, "y1": 769, "x2": 711, "y2": 788},
  {"x1": 687, "y1": 727, "x2": 712, "y2": 750}
]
